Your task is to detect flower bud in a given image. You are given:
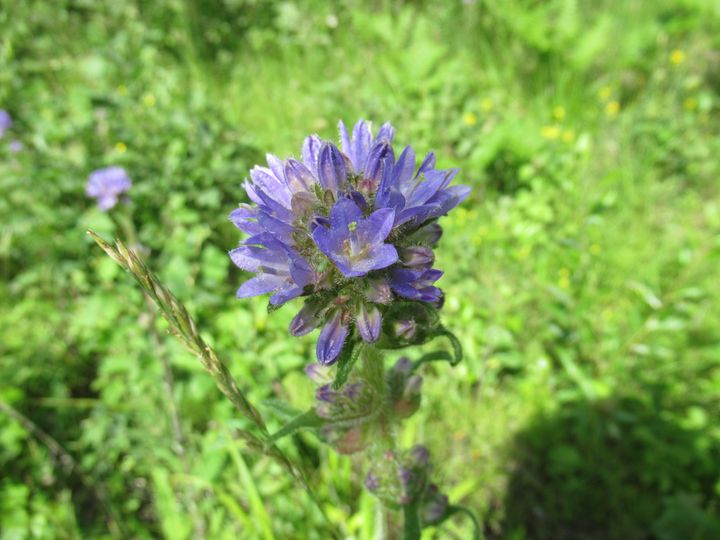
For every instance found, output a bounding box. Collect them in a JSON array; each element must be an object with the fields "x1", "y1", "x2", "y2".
[
  {"x1": 399, "y1": 246, "x2": 434, "y2": 268},
  {"x1": 408, "y1": 222, "x2": 443, "y2": 247},
  {"x1": 305, "y1": 362, "x2": 332, "y2": 384},
  {"x1": 394, "y1": 319, "x2": 417, "y2": 340},
  {"x1": 379, "y1": 298, "x2": 442, "y2": 349},
  {"x1": 392, "y1": 357, "x2": 413, "y2": 374},
  {"x1": 310, "y1": 215, "x2": 330, "y2": 231},
  {"x1": 365, "y1": 279, "x2": 393, "y2": 304},
  {"x1": 315, "y1": 384, "x2": 336, "y2": 403},
  {"x1": 364, "y1": 445, "x2": 433, "y2": 506},
  {"x1": 365, "y1": 472, "x2": 380, "y2": 492},
  {"x1": 316, "y1": 310, "x2": 349, "y2": 365},
  {"x1": 324, "y1": 425, "x2": 366, "y2": 454},
  {"x1": 404, "y1": 375, "x2": 423, "y2": 397},
  {"x1": 290, "y1": 301, "x2": 323, "y2": 336},
  {"x1": 290, "y1": 190, "x2": 317, "y2": 218},
  {"x1": 284, "y1": 158, "x2": 315, "y2": 192},
  {"x1": 393, "y1": 375, "x2": 422, "y2": 419},
  {"x1": 348, "y1": 190, "x2": 368, "y2": 210},
  {"x1": 355, "y1": 303, "x2": 382, "y2": 343},
  {"x1": 420, "y1": 484, "x2": 449, "y2": 525},
  {"x1": 409, "y1": 444, "x2": 430, "y2": 468}
]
